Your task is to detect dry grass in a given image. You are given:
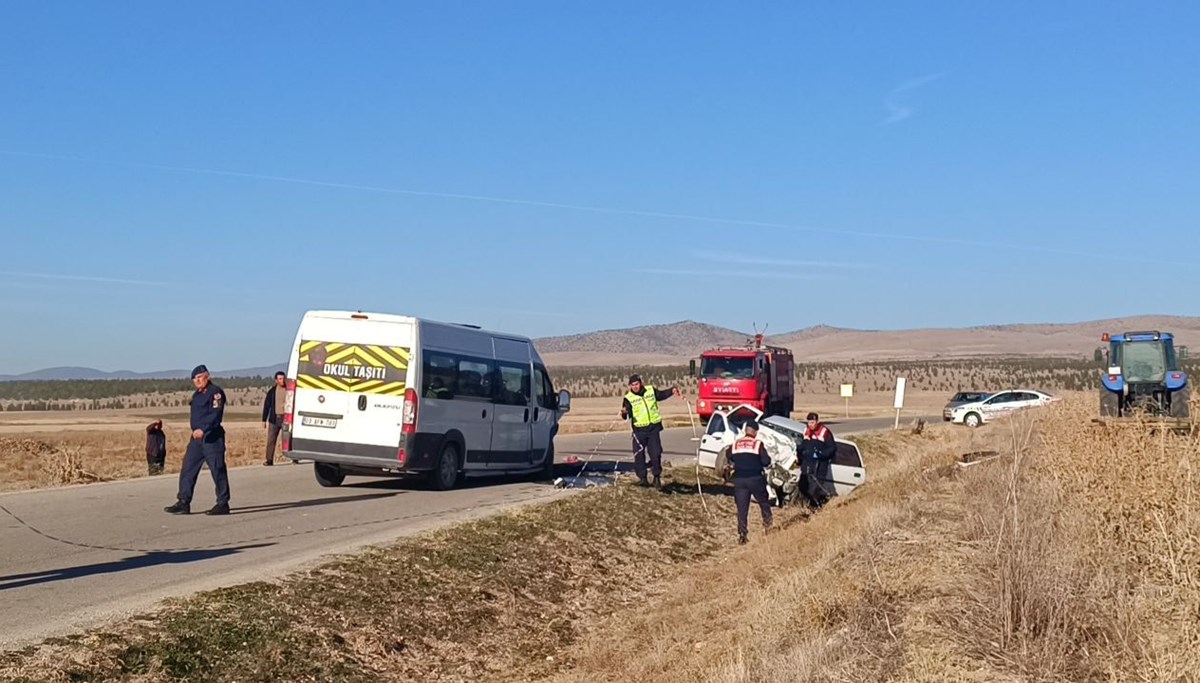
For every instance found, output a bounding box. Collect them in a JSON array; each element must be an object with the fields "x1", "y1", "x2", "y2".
[
  {"x1": 3, "y1": 395, "x2": 1197, "y2": 682},
  {"x1": 0, "y1": 475, "x2": 729, "y2": 683},
  {"x1": 0, "y1": 423, "x2": 266, "y2": 492},
  {"x1": 545, "y1": 395, "x2": 1200, "y2": 682}
]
